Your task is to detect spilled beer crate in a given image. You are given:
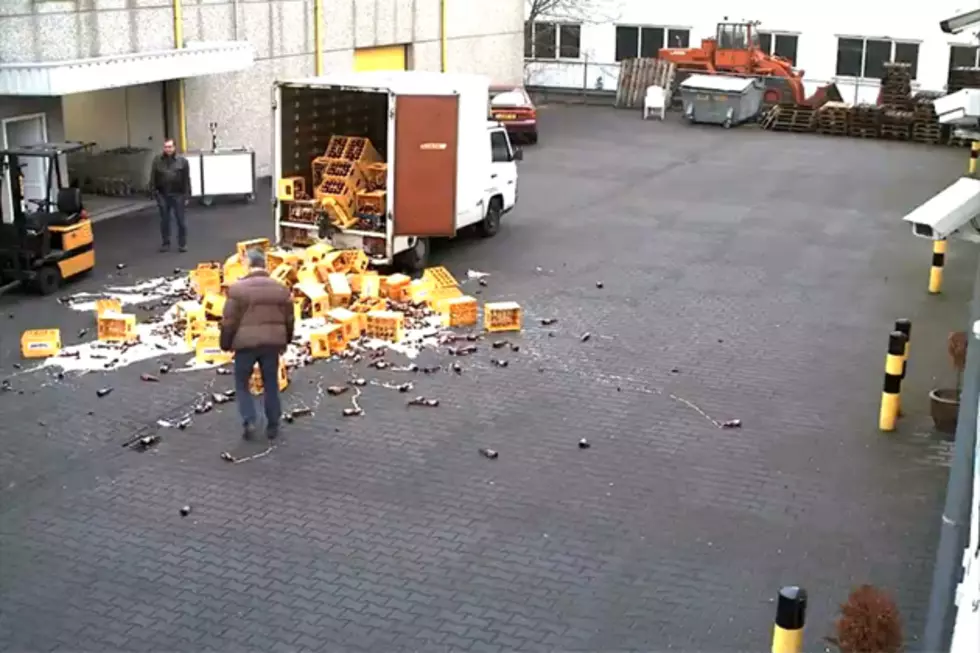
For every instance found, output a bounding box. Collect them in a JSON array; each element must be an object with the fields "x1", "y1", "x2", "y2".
[
  {"x1": 484, "y1": 301, "x2": 522, "y2": 333},
  {"x1": 248, "y1": 359, "x2": 289, "y2": 395},
  {"x1": 309, "y1": 324, "x2": 347, "y2": 358},
  {"x1": 20, "y1": 329, "x2": 61, "y2": 359},
  {"x1": 365, "y1": 310, "x2": 405, "y2": 342}
]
